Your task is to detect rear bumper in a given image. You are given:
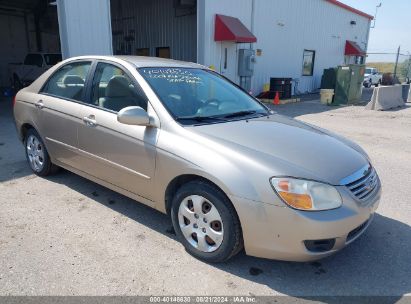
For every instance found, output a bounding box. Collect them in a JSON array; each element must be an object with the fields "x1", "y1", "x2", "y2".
[{"x1": 230, "y1": 185, "x2": 381, "y2": 262}]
